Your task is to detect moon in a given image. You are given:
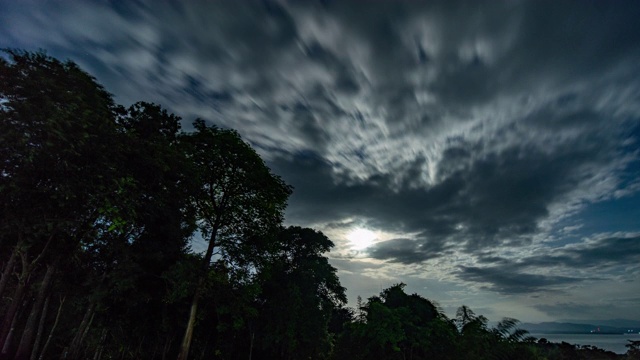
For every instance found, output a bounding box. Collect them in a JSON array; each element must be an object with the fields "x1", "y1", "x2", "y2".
[{"x1": 347, "y1": 228, "x2": 376, "y2": 250}]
